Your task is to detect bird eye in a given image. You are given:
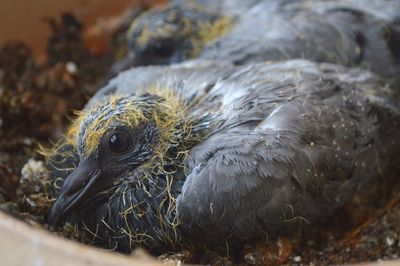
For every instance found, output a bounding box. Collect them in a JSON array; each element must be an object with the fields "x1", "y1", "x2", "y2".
[
  {"x1": 108, "y1": 131, "x2": 131, "y2": 154},
  {"x1": 150, "y1": 39, "x2": 174, "y2": 58}
]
